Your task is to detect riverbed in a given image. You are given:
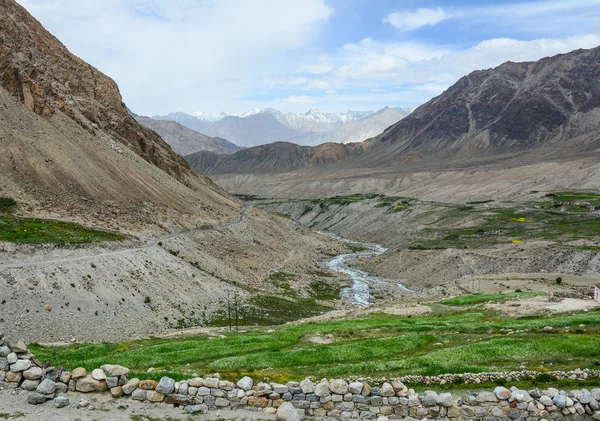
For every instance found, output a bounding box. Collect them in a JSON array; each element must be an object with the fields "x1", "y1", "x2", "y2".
[{"x1": 318, "y1": 231, "x2": 409, "y2": 306}]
